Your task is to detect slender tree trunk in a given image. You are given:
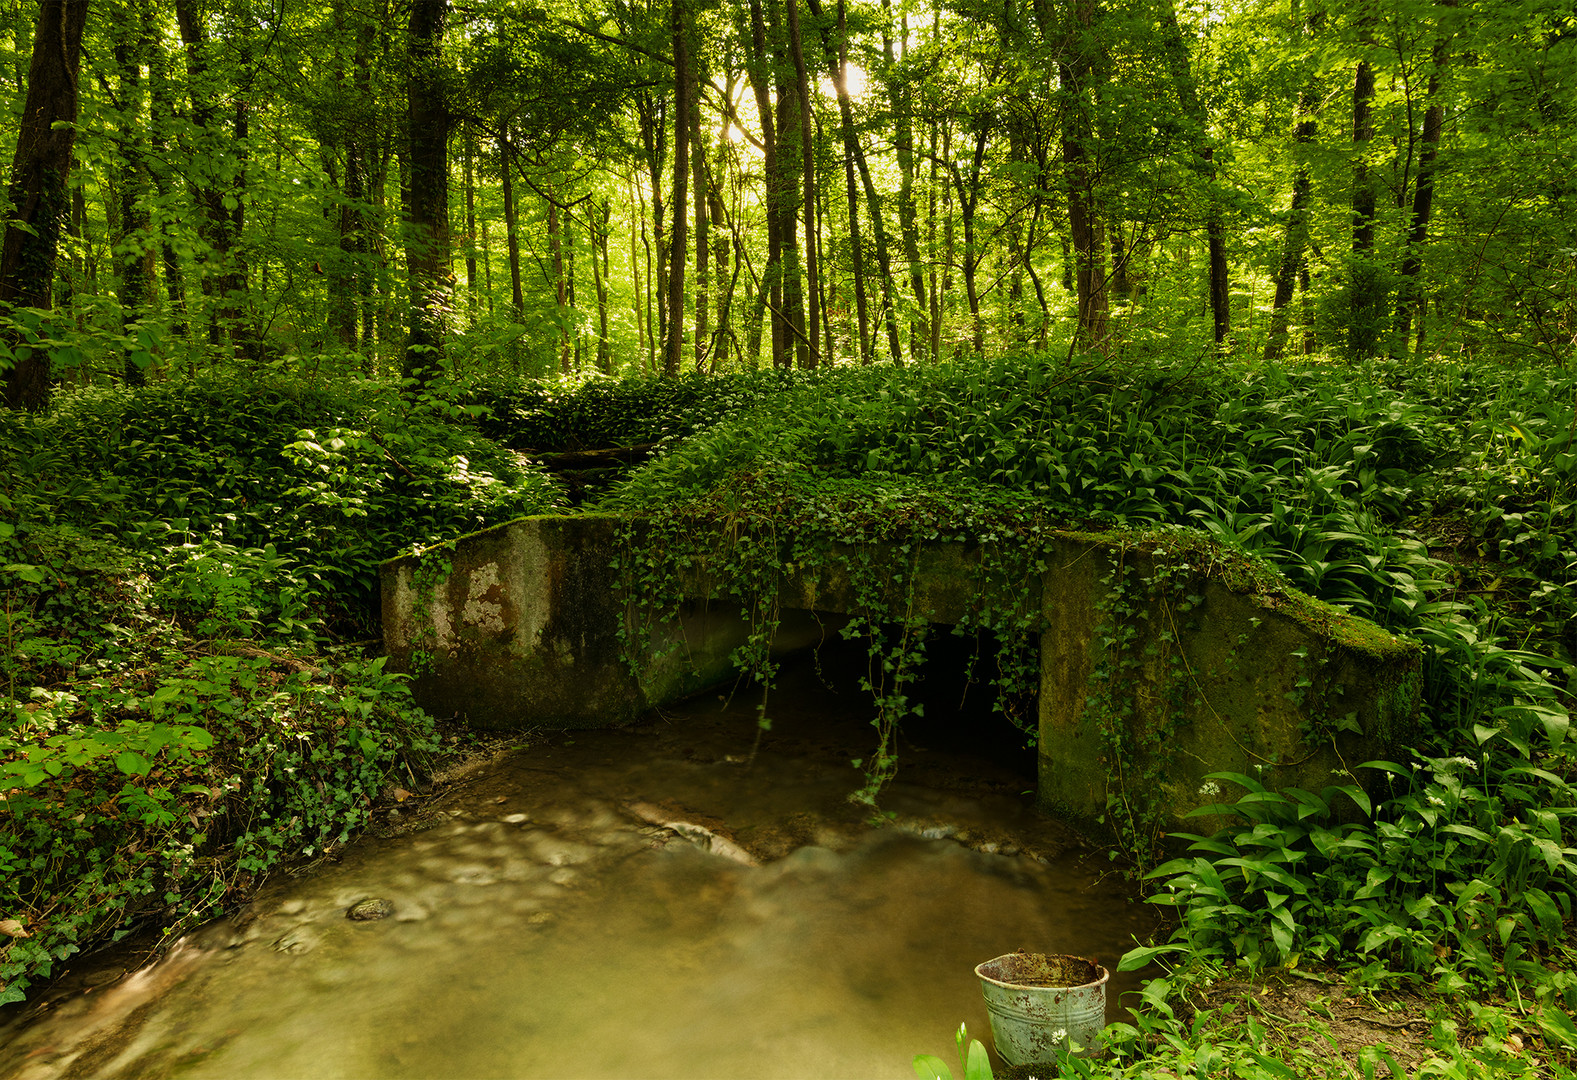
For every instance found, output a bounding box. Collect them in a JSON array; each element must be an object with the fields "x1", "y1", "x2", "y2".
[
  {"x1": 1156, "y1": 0, "x2": 1226, "y2": 346},
  {"x1": 710, "y1": 137, "x2": 731, "y2": 366},
  {"x1": 176, "y1": 0, "x2": 250, "y2": 358},
  {"x1": 880, "y1": 0, "x2": 926, "y2": 362},
  {"x1": 548, "y1": 195, "x2": 568, "y2": 371},
  {"x1": 500, "y1": 131, "x2": 524, "y2": 319},
  {"x1": 1351, "y1": 59, "x2": 1376, "y2": 256},
  {"x1": 665, "y1": 0, "x2": 689, "y2": 376},
  {"x1": 1344, "y1": 51, "x2": 1384, "y2": 356},
  {"x1": 949, "y1": 120, "x2": 990, "y2": 354},
  {"x1": 1265, "y1": 88, "x2": 1317, "y2": 361},
  {"x1": 174, "y1": 0, "x2": 219, "y2": 350},
  {"x1": 403, "y1": 0, "x2": 450, "y2": 383},
  {"x1": 479, "y1": 213, "x2": 494, "y2": 316},
  {"x1": 1204, "y1": 155, "x2": 1229, "y2": 346},
  {"x1": 628, "y1": 172, "x2": 646, "y2": 366},
  {"x1": 743, "y1": 0, "x2": 786, "y2": 366},
  {"x1": 115, "y1": 9, "x2": 151, "y2": 385},
  {"x1": 787, "y1": 0, "x2": 817, "y2": 368},
  {"x1": 567, "y1": 219, "x2": 580, "y2": 371},
  {"x1": 1056, "y1": 0, "x2": 1109, "y2": 354},
  {"x1": 691, "y1": 64, "x2": 709, "y2": 369},
  {"x1": 768, "y1": 0, "x2": 806, "y2": 368},
  {"x1": 834, "y1": 0, "x2": 869, "y2": 361},
  {"x1": 147, "y1": 22, "x2": 185, "y2": 340},
  {"x1": 1, "y1": 0, "x2": 89, "y2": 410},
  {"x1": 809, "y1": 0, "x2": 892, "y2": 363},
  {"x1": 335, "y1": 141, "x2": 367, "y2": 346},
  {"x1": 801, "y1": 0, "x2": 876, "y2": 364},
  {"x1": 1394, "y1": 7, "x2": 1451, "y2": 353},
  {"x1": 463, "y1": 123, "x2": 479, "y2": 327},
  {"x1": 927, "y1": 105, "x2": 941, "y2": 359},
  {"x1": 592, "y1": 197, "x2": 612, "y2": 373}
]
